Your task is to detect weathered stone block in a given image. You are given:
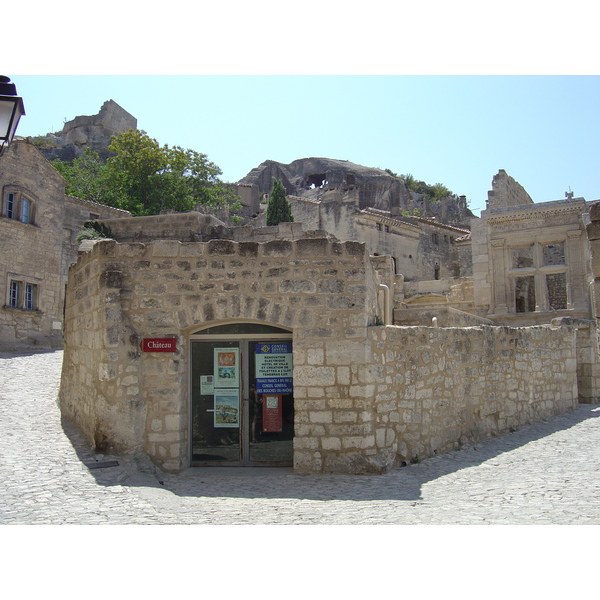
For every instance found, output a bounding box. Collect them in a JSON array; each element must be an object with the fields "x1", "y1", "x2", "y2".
[{"x1": 207, "y1": 240, "x2": 235, "y2": 255}]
